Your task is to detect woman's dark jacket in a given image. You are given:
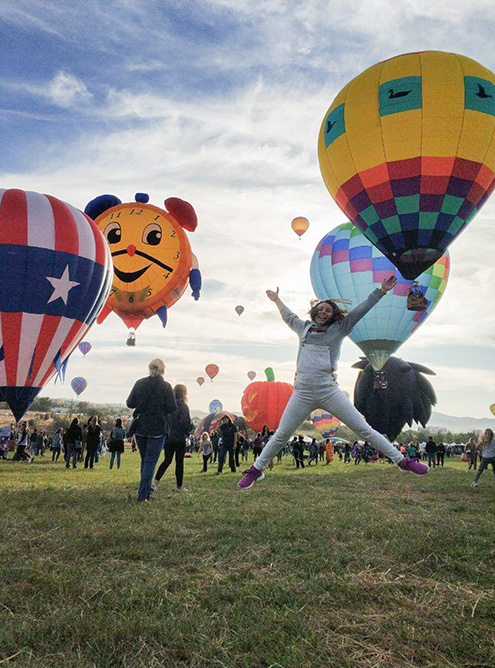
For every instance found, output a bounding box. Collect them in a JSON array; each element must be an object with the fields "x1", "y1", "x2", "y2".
[
  {"x1": 65, "y1": 424, "x2": 83, "y2": 444},
  {"x1": 126, "y1": 375, "x2": 177, "y2": 437},
  {"x1": 86, "y1": 424, "x2": 102, "y2": 451},
  {"x1": 167, "y1": 400, "x2": 192, "y2": 443}
]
